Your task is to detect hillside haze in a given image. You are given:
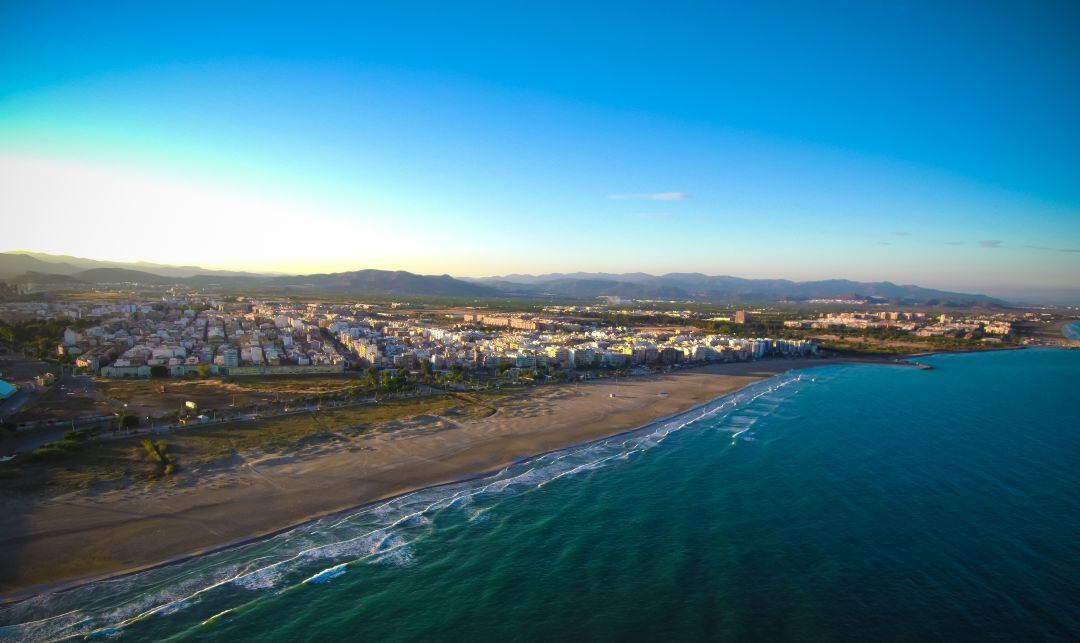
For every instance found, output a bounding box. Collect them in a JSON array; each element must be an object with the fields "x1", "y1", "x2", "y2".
[{"x1": 0, "y1": 251, "x2": 1005, "y2": 305}]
